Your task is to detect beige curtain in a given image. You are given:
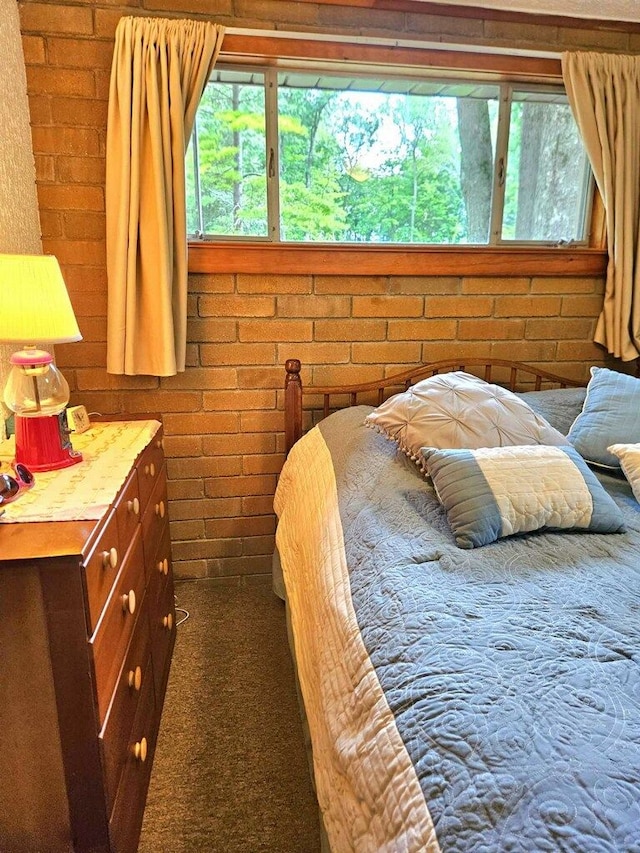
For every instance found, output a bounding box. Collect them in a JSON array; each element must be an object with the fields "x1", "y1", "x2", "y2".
[
  {"x1": 106, "y1": 16, "x2": 224, "y2": 375},
  {"x1": 562, "y1": 51, "x2": 640, "y2": 362}
]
